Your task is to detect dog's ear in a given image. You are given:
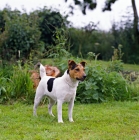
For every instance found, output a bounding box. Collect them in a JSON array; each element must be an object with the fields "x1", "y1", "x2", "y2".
[
  {"x1": 68, "y1": 60, "x2": 77, "y2": 70},
  {"x1": 80, "y1": 61, "x2": 86, "y2": 67}
]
